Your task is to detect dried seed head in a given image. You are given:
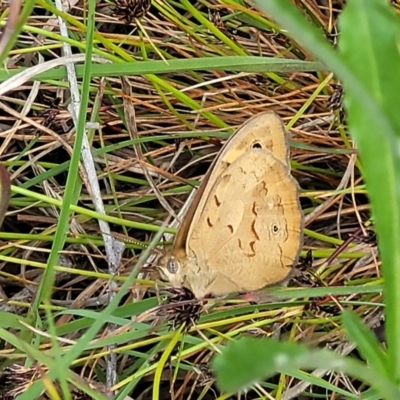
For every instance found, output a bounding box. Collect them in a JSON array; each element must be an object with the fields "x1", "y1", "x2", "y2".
[
  {"x1": 328, "y1": 83, "x2": 345, "y2": 122},
  {"x1": 157, "y1": 287, "x2": 204, "y2": 331},
  {"x1": 113, "y1": 0, "x2": 152, "y2": 24}
]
